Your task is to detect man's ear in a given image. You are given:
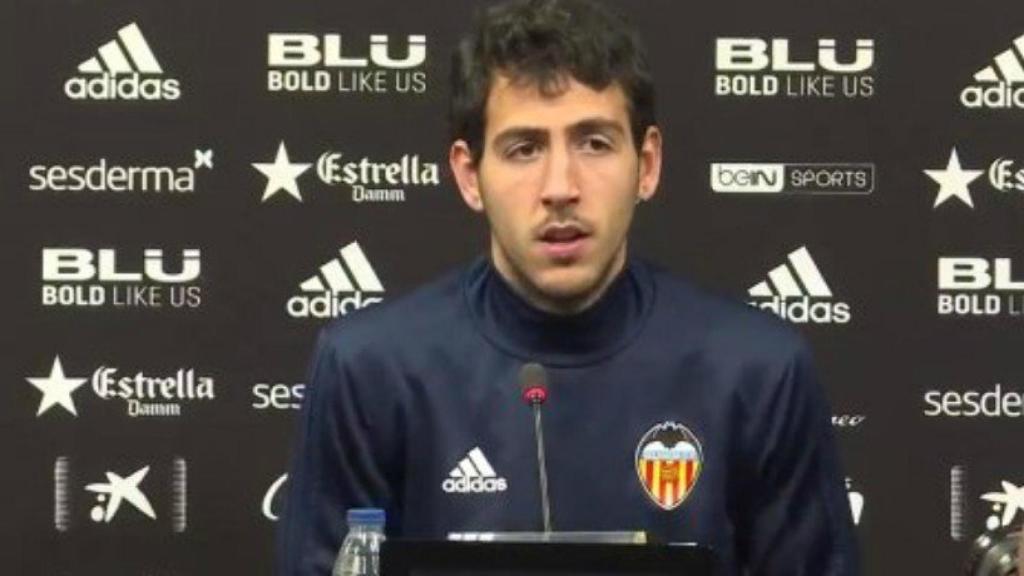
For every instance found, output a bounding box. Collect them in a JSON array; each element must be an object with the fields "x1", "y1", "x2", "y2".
[
  {"x1": 637, "y1": 126, "x2": 662, "y2": 202},
  {"x1": 450, "y1": 140, "x2": 484, "y2": 212}
]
